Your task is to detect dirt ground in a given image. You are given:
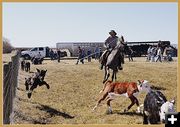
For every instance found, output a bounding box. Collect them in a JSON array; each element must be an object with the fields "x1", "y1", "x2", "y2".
[{"x1": 13, "y1": 57, "x2": 177, "y2": 124}]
